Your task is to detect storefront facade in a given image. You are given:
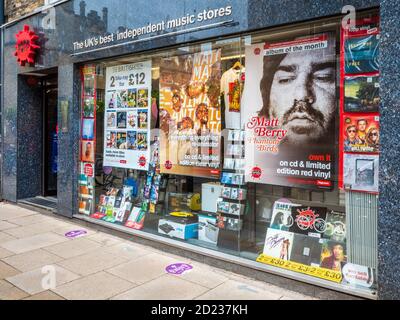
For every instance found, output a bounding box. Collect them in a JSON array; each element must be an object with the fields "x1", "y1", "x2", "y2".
[{"x1": 1, "y1": 0, "x2": 399, "y2": 299}]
